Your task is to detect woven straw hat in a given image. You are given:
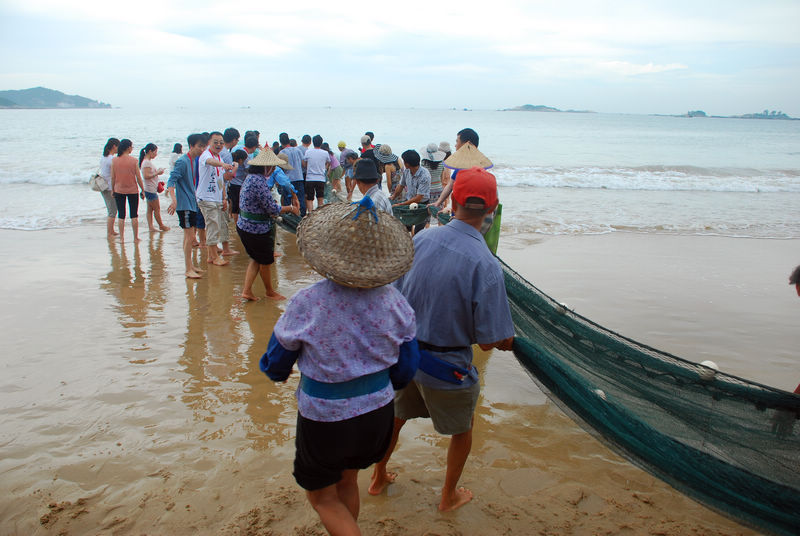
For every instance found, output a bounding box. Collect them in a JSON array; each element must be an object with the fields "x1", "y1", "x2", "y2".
[
  {"x1": 297, "y1": 198, "x2": 414, "y2": 288},
  {"x1": 249, "y1": 149, "x2": 292, "y2": 170},
  {"x1": 443, "y1": 143, "x2": 493, "y2": 170},
  {"x1": 275, "y1": 152, "x2": 294, "y2": 170}
]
